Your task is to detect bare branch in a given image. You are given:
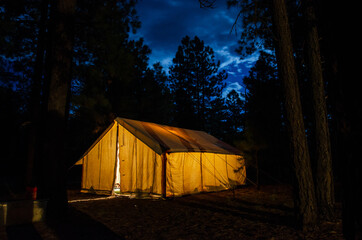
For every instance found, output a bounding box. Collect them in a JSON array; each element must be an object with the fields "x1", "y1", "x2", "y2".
[
  {"x1": 199, "y1": 0, "x2": 216, "y2": 9},
  {"x1": 230, "y1": 9, "x2": 242, "y2": 35}
]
